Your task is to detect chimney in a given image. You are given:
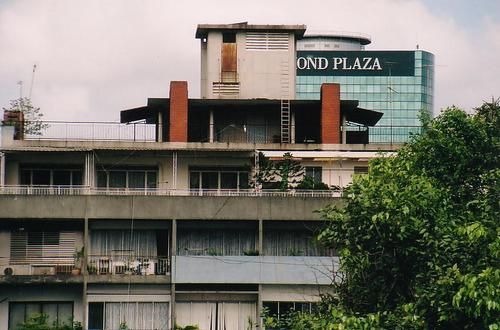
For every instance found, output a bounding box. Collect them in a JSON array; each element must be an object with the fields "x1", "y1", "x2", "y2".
[
  {"x1": 2, "y1": 110, "x2": 24, "y2": 140},
  {"x1": 169, "y1": 81, "x2": 188, "y2": 142},
  {"x1": 320, "y1": 83, "x2": 341, "y2": 144}
]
